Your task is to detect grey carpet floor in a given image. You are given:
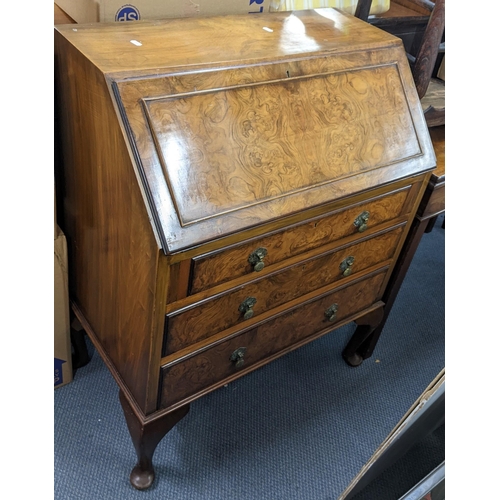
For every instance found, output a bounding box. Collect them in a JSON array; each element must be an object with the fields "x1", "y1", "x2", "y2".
[{"x1": 54, "y1": 214, "x2": 445, "y2": 500}]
